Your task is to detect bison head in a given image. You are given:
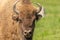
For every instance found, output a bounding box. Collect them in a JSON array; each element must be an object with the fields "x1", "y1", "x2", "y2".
[{"x1": 12, "y1": 0, "x2": 45, "y2": 39}]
